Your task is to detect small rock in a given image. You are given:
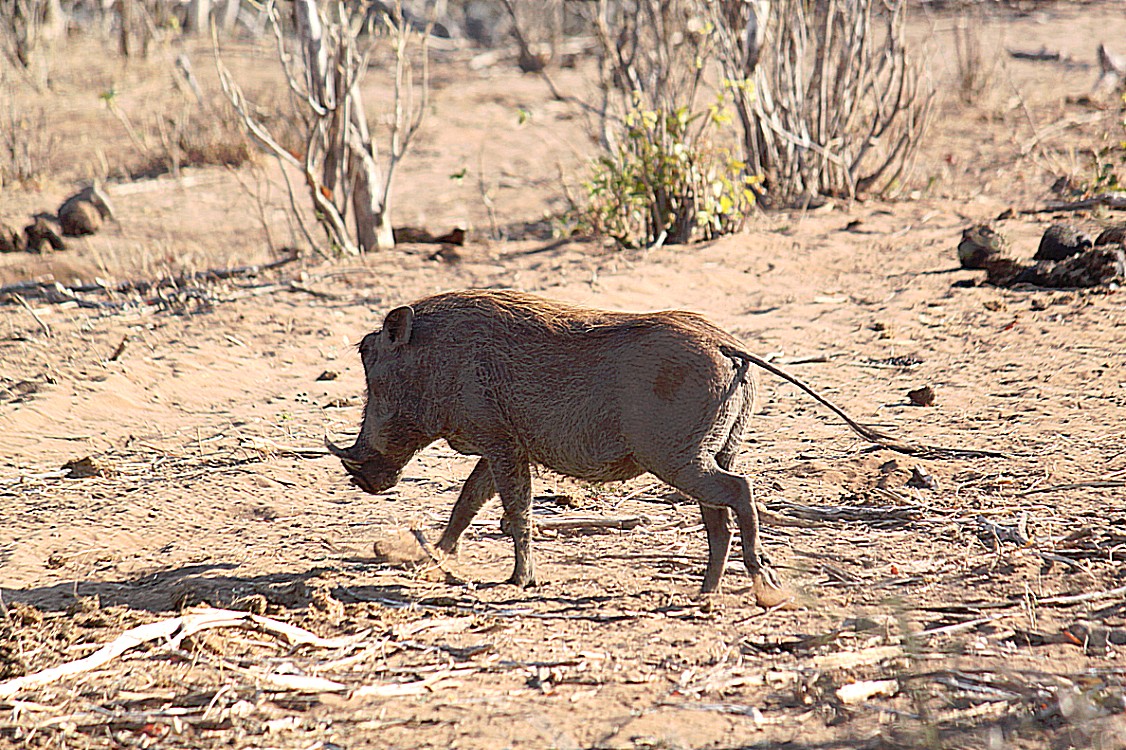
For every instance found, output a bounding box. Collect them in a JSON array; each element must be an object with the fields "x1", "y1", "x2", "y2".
[
  {"x1": 906, "y1": 467, "x2": 939, "y2": 490},
  {"x1": 24, "y1": 217, "x2": 66, "y2": 253},
  {"x1": 0, "y1": 222, "x2": 26, "y2": 253},
  {"x1": 1035, "y1": 223, "x2": 1092, "y2": 261},
  {"x1": 62, "y1": 455, "x2": 113, "y2": 478},
  {"x1": 58, "y1": 184, "x2": 115, "y2": 237},
  {"x1": 316, "y1": 370, "x2": 339, "y2": 381},
  {"x1": 907, "y1": 385, "x2": 935, "y2": 407},
  {"x1": 1014, "y1": 244, "x2": 1126, "y2": 288},
  {"x1": 958, "y1": 224, "x2": 1009, "y2": 269},
  {"x1": 1094, "y1": 224, "x2": 1126, "y2": 247}
]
